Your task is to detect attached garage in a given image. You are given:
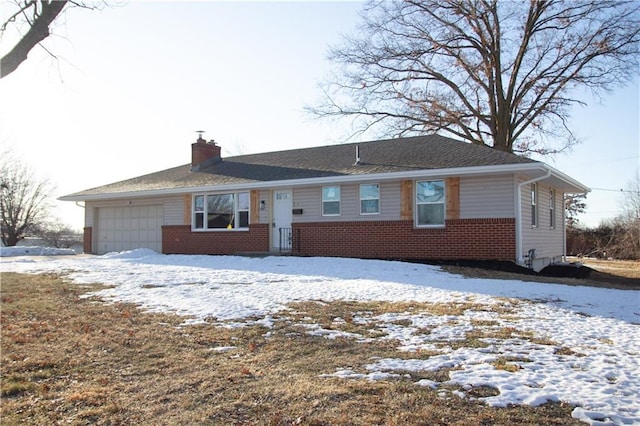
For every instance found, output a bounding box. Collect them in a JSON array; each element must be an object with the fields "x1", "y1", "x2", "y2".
[{"x1": 95, "y1": 205, "x2": 163, "y2": 254}]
